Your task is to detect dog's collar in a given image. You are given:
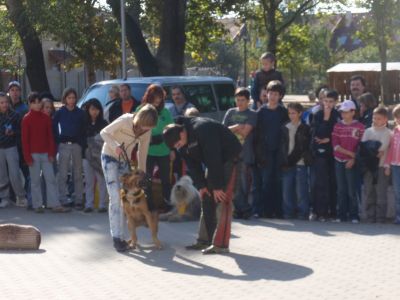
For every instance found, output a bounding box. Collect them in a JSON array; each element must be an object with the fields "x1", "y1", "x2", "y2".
[{"x1": 125, "y1": 189, "x2": 145, "y2": 204}]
